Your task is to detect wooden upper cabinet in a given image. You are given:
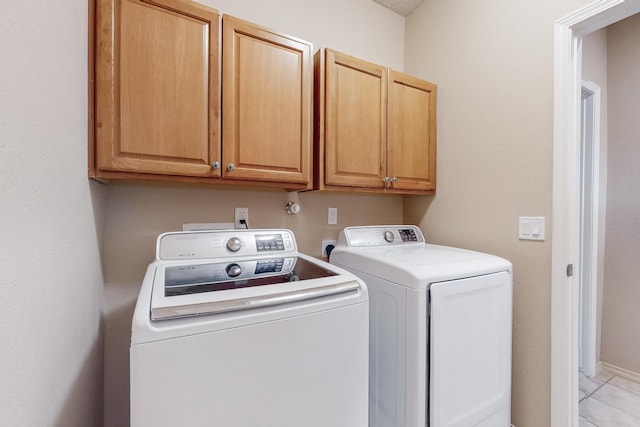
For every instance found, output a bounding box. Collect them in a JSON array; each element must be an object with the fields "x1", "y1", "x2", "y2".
[
  {"x1": 314, "y1": 48, "x2": 436, "y2": 194},
  {"x1": 318, "y1": 49, "x2": 387, "y2": 188},
  {"x1": 387, "y1": 70, "x2": 437, "y2": 192},
  {"x1": 222, "y1": 15, "x2": 312, "y2": 188},
  {"x1": 93, "y1": 3, "x2": 312, "y2": 190},
  {"x1": 95, "y1": 0, "x2": 220, "y2": 178}
]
